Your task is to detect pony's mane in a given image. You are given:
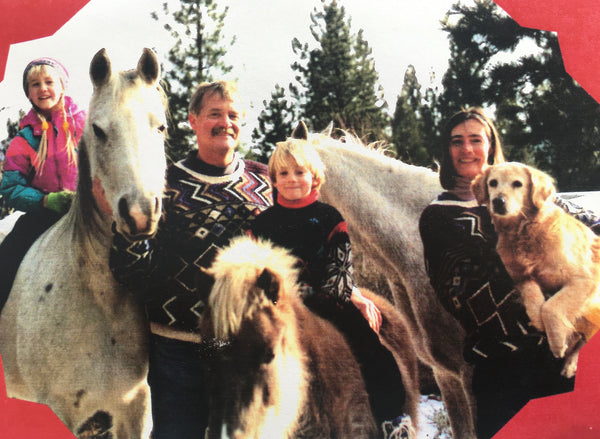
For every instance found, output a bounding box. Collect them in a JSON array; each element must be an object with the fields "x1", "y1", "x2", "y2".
[{"x1": 207, "y1": 236, "x2": 301, "y2": 340}]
